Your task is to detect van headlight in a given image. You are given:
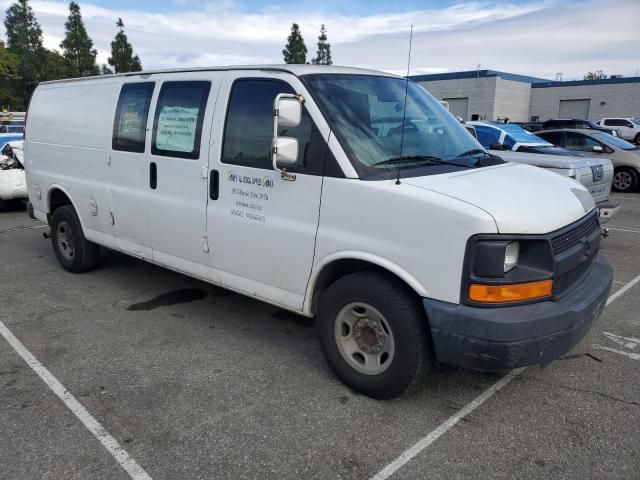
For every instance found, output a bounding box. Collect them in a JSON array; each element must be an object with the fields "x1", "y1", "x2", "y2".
[
  {"x1": 504, "y1": 241, "x2": 519, "y2": 272},
  {"x1": 463, "y1": 237, "x2": 554, "y2": 305}
]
